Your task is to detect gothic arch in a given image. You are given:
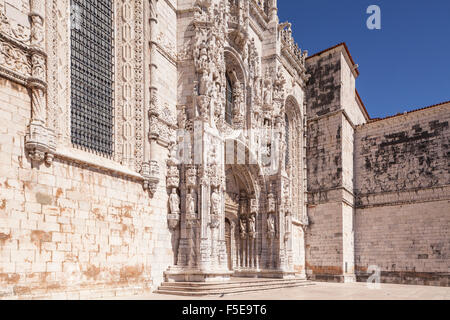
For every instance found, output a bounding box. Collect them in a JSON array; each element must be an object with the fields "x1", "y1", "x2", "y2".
[
  {"x1": 284, "y1": 95, "x2": 304, "y2": 221},
  {"x1": 224, "y1": 47, "x2": 249, "y2": 86},
  {"x1": 285, "y1": 95, "x2": 302, "y2": 121},
  {"x1": 224, "y1": 139, "x2": 265, "y2": 195}
]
